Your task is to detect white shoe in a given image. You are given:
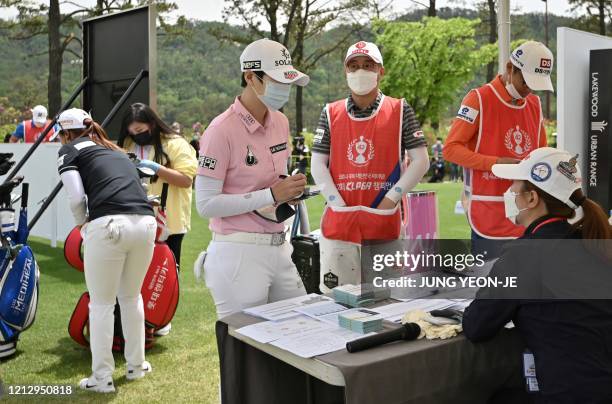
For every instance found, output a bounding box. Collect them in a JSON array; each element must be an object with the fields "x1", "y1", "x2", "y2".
[
  {"x1": 78, "y1": 375, "x2": 115, "y2": 393},
  {"x1": 154, "y1": 323, "x2": 171, "y2": 336},
  {"x1": 126, "y1": 360, "x2": 152, "y2": 380}
]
